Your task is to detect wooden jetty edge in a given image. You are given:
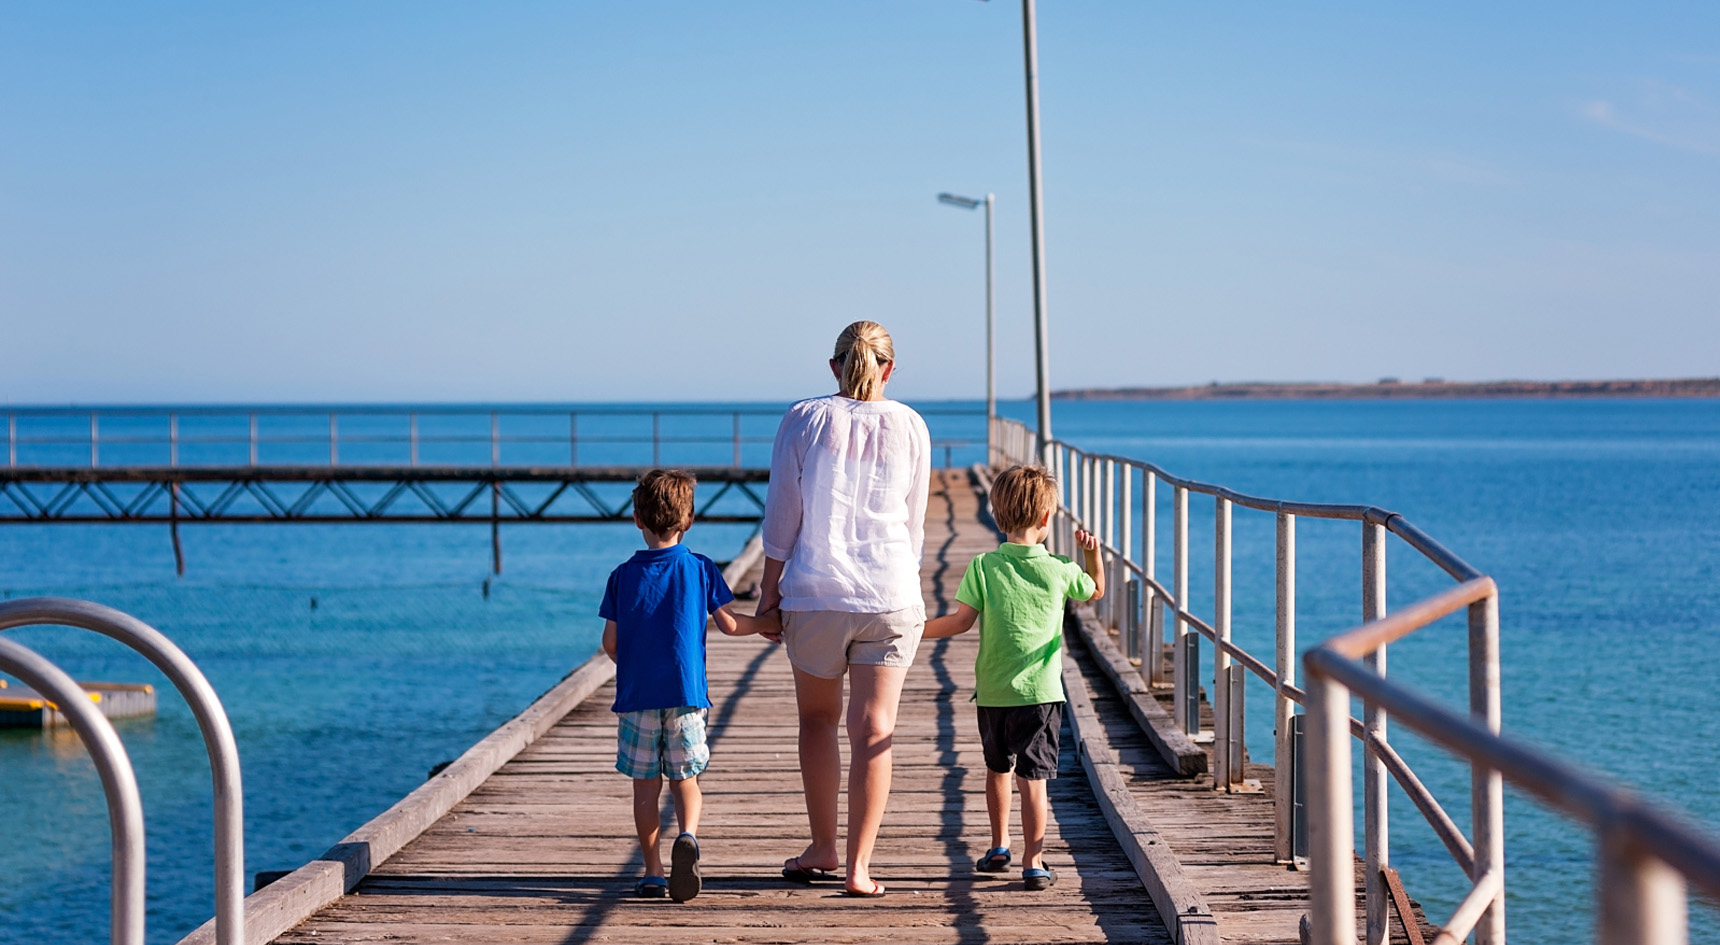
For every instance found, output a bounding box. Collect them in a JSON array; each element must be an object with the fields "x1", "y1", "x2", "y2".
[{"x1": 182, "y1": 468, "x2": 1424, "y2": 945}]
